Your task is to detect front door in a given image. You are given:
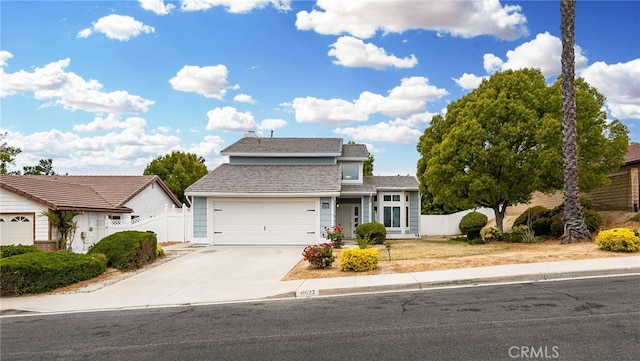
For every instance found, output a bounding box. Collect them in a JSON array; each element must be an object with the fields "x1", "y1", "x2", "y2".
[{"x1": 337, "y1": 204, "x2": 359, "y2": 239}]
